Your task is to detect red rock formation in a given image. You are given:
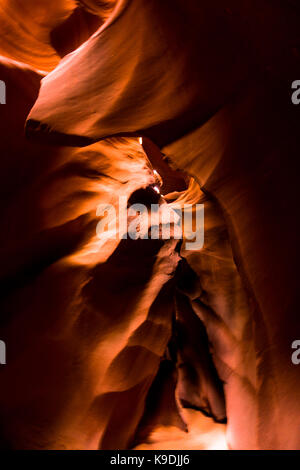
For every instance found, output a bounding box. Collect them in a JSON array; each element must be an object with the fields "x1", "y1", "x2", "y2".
[
  {"x1": 0, "y1": 0, "x2": 76, "y2": 71},
  {"x1": 0, "y1": 55, "x2": 184, "y2": 450},
  {"x1": 0, "y1": 0, "x2": 299, "y2": 450}
]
